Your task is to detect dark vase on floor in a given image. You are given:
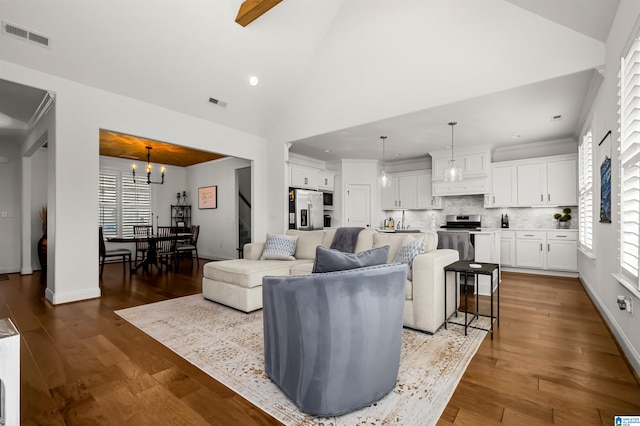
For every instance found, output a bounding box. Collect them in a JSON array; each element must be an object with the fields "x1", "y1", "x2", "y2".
[{"x1": 37, "y1": 235, "x2": 47, "y2": 270}]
